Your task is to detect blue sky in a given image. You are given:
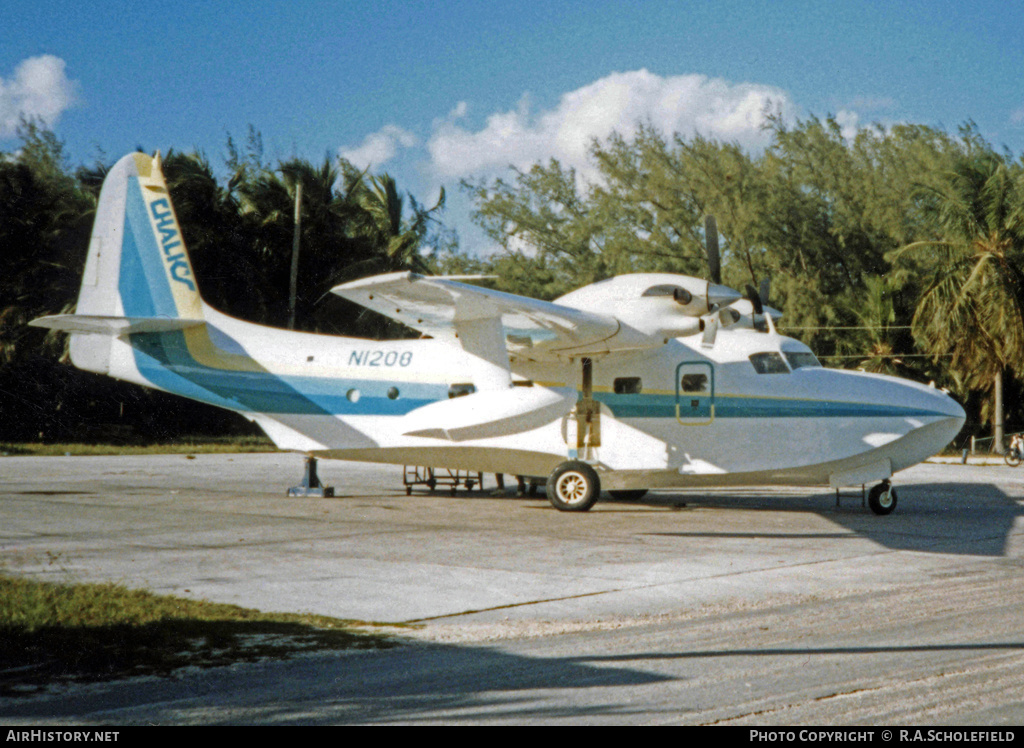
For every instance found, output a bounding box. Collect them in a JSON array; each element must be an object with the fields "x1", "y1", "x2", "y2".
[{"x1": 4, "y1": 0, "x2": 1024, "y2": 252}]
